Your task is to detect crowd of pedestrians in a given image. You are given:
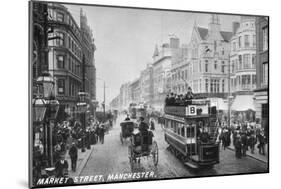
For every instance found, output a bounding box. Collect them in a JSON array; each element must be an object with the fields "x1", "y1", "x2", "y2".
[
  {"x1": 217, "y1": 121, "x2": 267, "y2": 159},
  {"x1": 33, "y1": 117, "x2": 111, "y2": 184},
  {"x1": 53, "y1": 119, "x2": 109, "y2": 173}
]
